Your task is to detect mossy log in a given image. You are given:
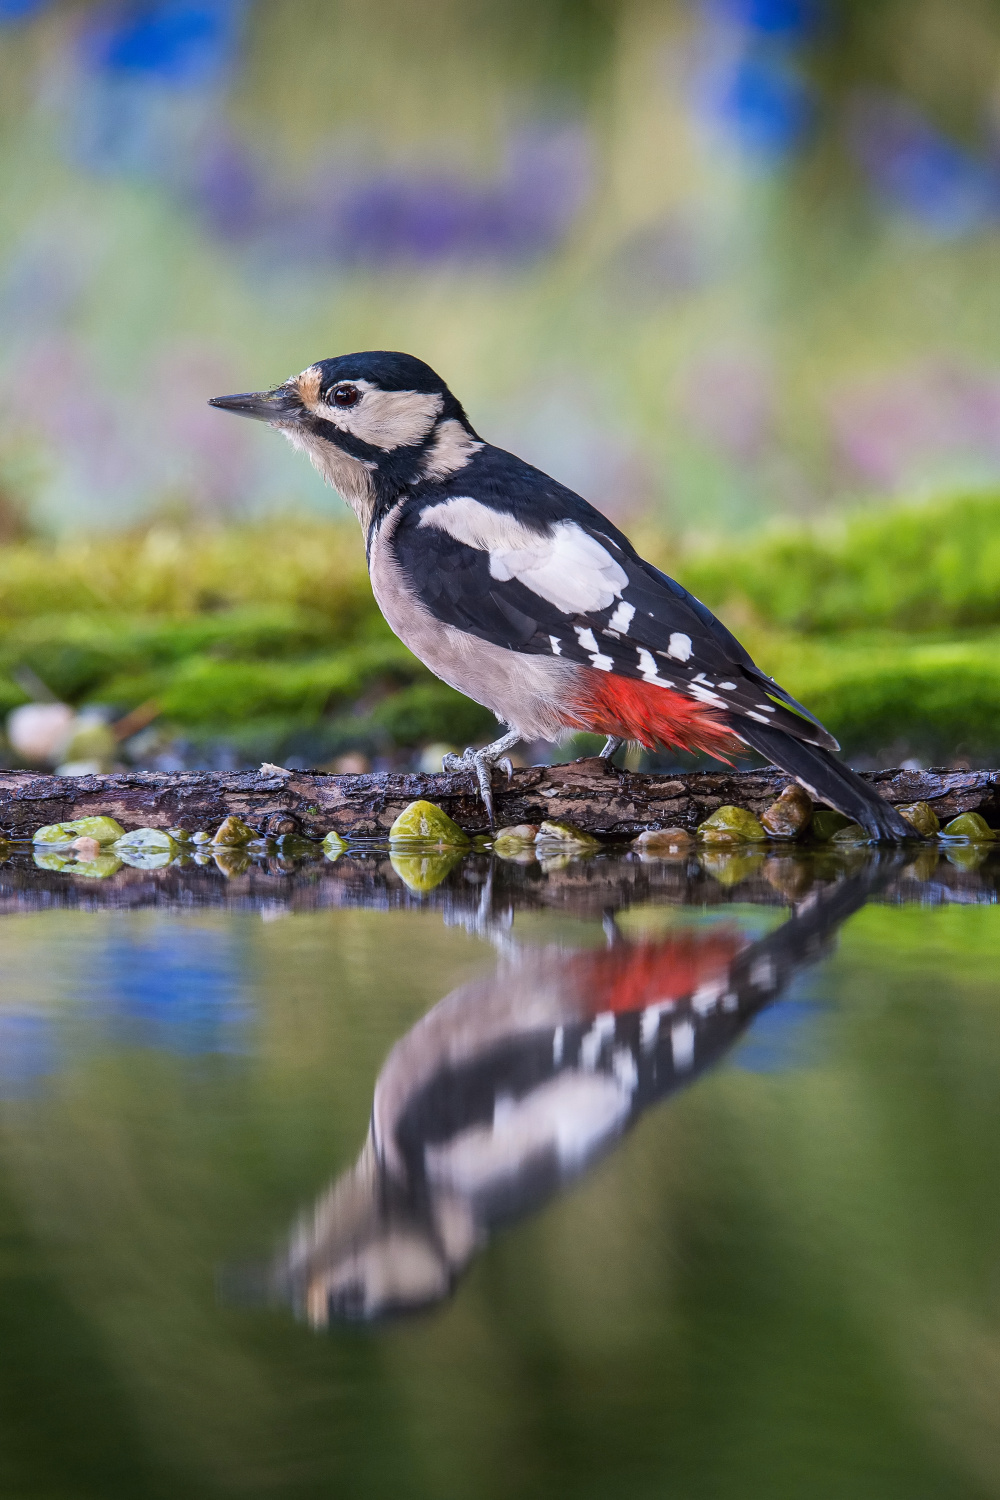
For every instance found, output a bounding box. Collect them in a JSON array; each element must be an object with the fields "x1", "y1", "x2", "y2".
[{"x1": 0, "y1": 759, "x2": 995, "y2": 840}]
